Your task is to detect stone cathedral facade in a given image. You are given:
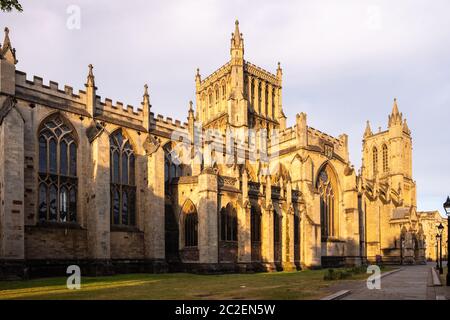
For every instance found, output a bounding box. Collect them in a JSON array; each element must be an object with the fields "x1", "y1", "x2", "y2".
[{"x1": 0, "y1": 22, "x2": 442, "y2": 278}]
